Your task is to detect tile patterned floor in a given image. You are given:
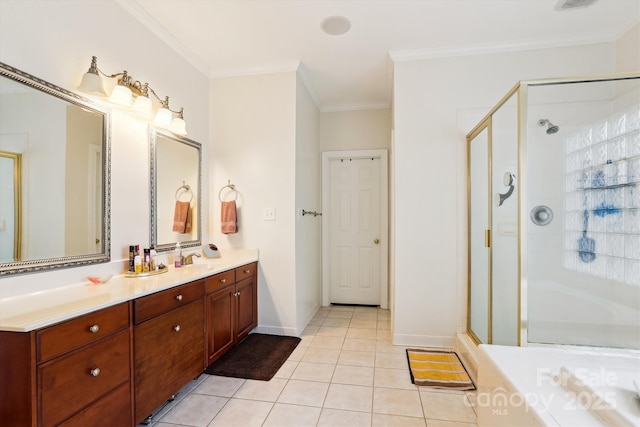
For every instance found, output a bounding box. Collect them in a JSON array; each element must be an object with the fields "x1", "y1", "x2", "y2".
[{"x1": 139, "y1": 305, "x2": 478, "y2": 427}]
